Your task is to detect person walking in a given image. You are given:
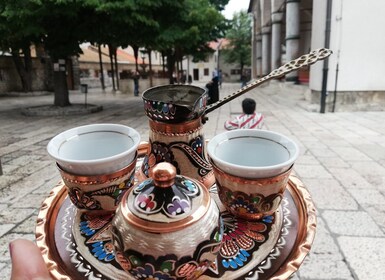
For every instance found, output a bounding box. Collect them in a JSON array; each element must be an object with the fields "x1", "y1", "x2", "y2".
[
  {"x1": 218, "y1": 69, "x2": 223, "y2": 89},
  {"x1": 240, "y1": 71, "x2": 248, "y2": 88},
  {"x1": 205, "y1": 76, "x2": 219, "y2": 105}
]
